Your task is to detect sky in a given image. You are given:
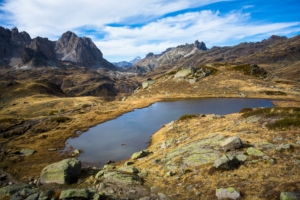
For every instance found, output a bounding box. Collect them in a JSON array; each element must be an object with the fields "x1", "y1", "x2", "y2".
[{"x1": 0, "y1": 0, "x2": 300, "y2": 62}]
